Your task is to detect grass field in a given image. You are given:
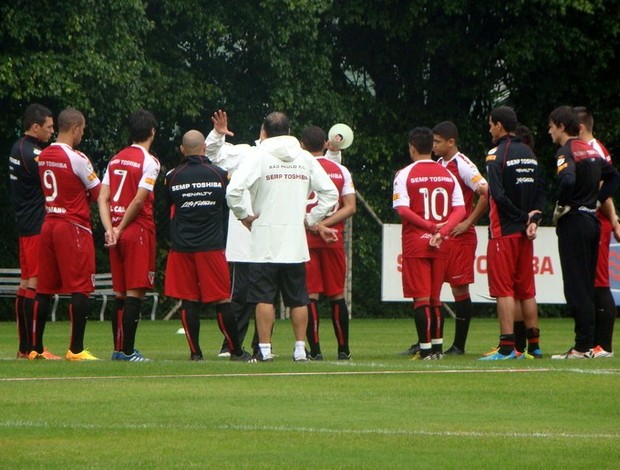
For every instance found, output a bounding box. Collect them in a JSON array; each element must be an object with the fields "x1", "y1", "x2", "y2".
[{"x1": 0, "y1": 316, "x2": 618, "y2": 469}]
